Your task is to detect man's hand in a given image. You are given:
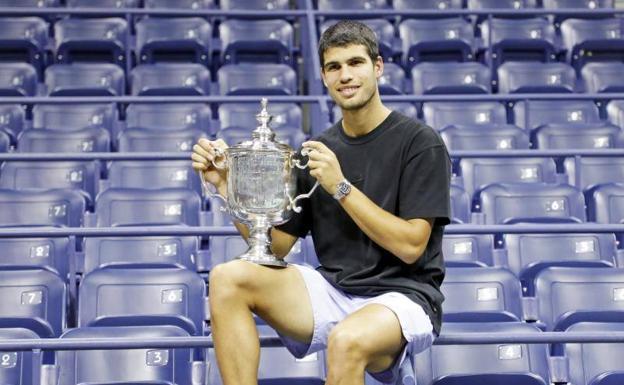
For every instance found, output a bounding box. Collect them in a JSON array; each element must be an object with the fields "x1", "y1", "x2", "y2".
[
  {"x1": 191, "y1": 138, "x2": 229, "y2": 195},
  {"x1": 303, "y1": 141, "x2": 345, "y2": 196}
]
